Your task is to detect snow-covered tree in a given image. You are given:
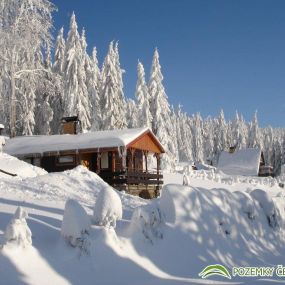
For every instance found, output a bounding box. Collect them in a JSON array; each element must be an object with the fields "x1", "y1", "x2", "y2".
[
  {"x1": 135, "y1": 61, "x2": 152, "y2": 128},
  {"x1": 191, "y1": 113, "x2": 204, "y2": 162},
  {"x1": 62, "y1": 13, "x2": 91, "y2": 131},
  {"x1": 126, "y1": 99, "x2": 138, "y2": 128},
  {"x1": 88, "y1": 47, "x2": 101, "y2": 130},
  {"x1": 50, "y1": 27, "x2": 66, "y2": 134},
  {"x1": 148, "y1": 49, "x2": 177, "y2": 169},
  {"x1": 34, "y1": 47, "x2": 57, "y2": 135},
  {"x1": 248, "y1": 111, "x2": 261, "y2": 149},
  {"x1": 217, "y1": 110, "x2": 228, "y2": 151},
  {"x1": 176, "y1": 105, "x2": 193, "y2": 162},
  {"x1": 113, "y1": 42, "x2": 127, "y2": 128},
  {"x1": 203, "y1": 117, "x2": 215, "y2": 164},
  {"x1": 0, "y1": 0, "x2": 55, "y2": 136},
  {"x1": 100, "y1": 42, "x2": 127, "y2": 130}
]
